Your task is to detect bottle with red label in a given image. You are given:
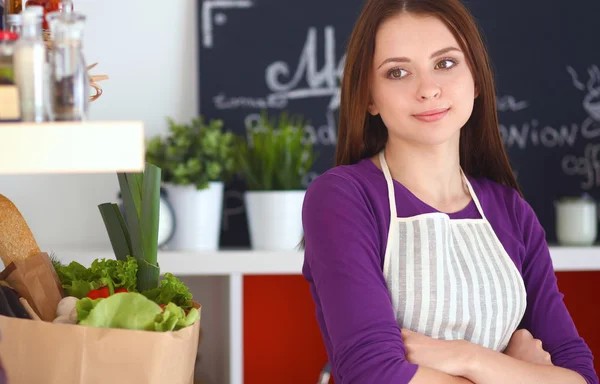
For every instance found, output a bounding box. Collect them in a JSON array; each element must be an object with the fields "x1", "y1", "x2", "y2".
[
  {"x1": 4, "y1": 0, "x2": 72, "y2": 32},
  {"x1": 24, "y1": 0, "x2": 60, "y2": 29}
]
